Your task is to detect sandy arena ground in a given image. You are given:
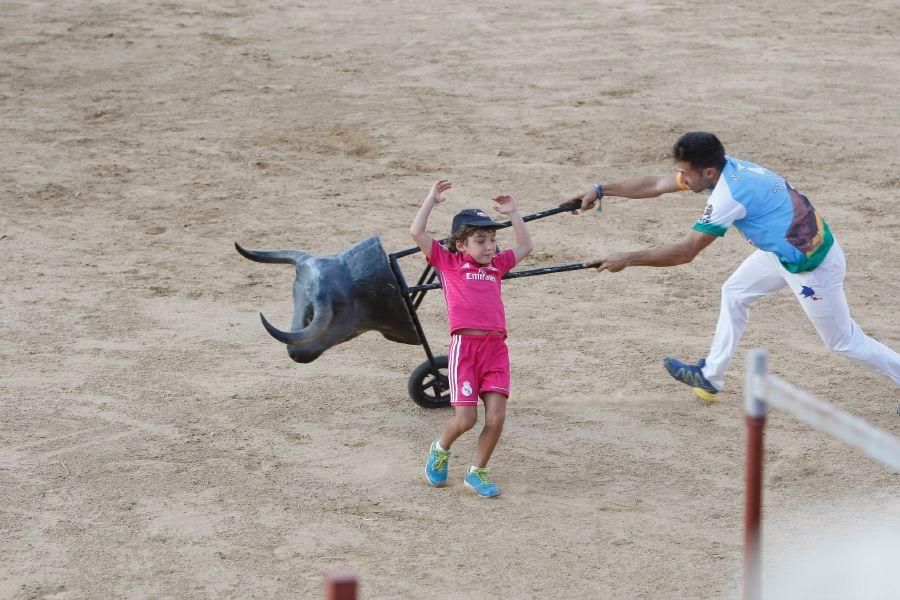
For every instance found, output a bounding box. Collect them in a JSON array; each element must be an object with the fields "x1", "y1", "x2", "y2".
[{"x1": 2, "y1": 1, "x2": 899, "y2": 598}]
